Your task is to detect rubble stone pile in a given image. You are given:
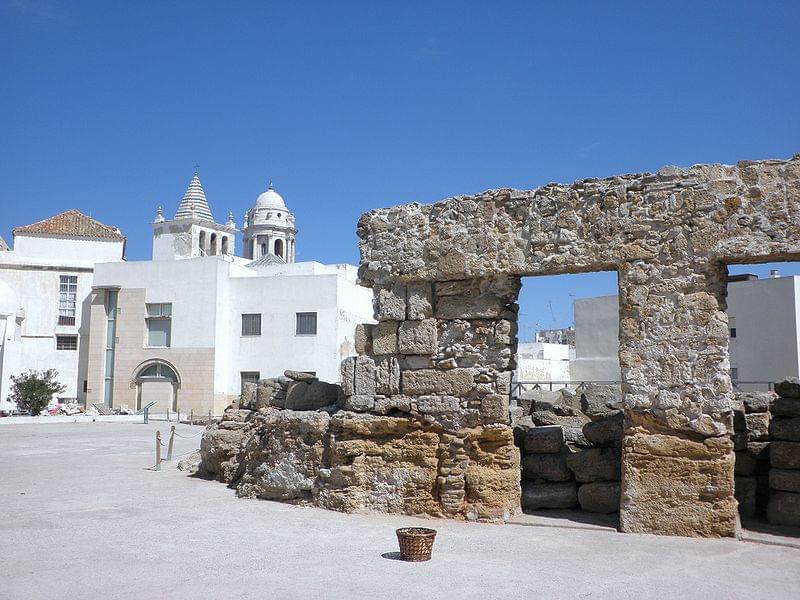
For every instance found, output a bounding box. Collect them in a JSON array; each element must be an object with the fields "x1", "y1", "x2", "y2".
[
  {"x1": 513, "y1": 385, "x2": 623, "y2": 514},
  {"x1": 767, "y1": 378, "x2": 800, "y2": 526}
]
